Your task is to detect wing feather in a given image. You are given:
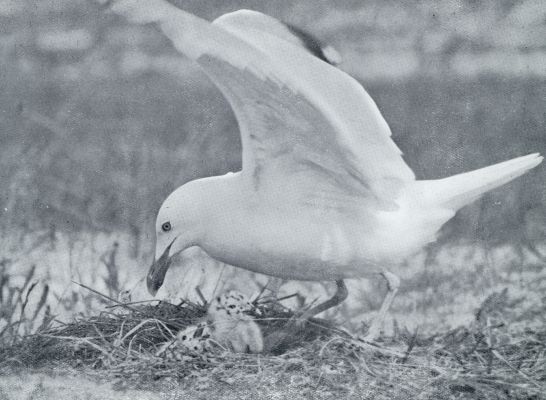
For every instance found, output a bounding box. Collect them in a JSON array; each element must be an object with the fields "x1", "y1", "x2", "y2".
[{"x1": 110, "y1": 1, "x2": 415, "y2": 208}]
